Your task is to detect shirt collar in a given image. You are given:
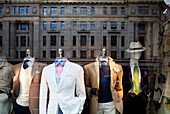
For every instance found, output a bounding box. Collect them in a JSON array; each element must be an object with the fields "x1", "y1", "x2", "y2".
[{"x1": 130, "y1": 59, "x2": 139, "y2": 66}]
